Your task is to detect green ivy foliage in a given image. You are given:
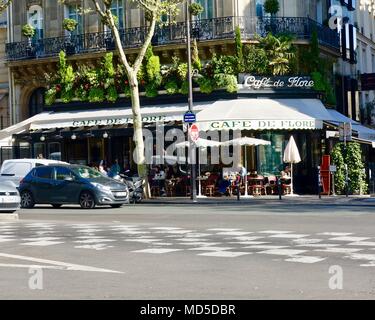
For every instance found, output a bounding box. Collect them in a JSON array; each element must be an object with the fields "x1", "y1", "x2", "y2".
[
  {"x1": 331, "y1": 142, "x2": 368, "y2": 195},
  {"x1": 235, "y1": 26, "x2": 244, "y2": 73},
  {"x1": 44, "y1": 31, "x2": 300, "y2": 105},
  {"x1": 243, "y1": 45, "x2": 269, "y2": 75}
]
